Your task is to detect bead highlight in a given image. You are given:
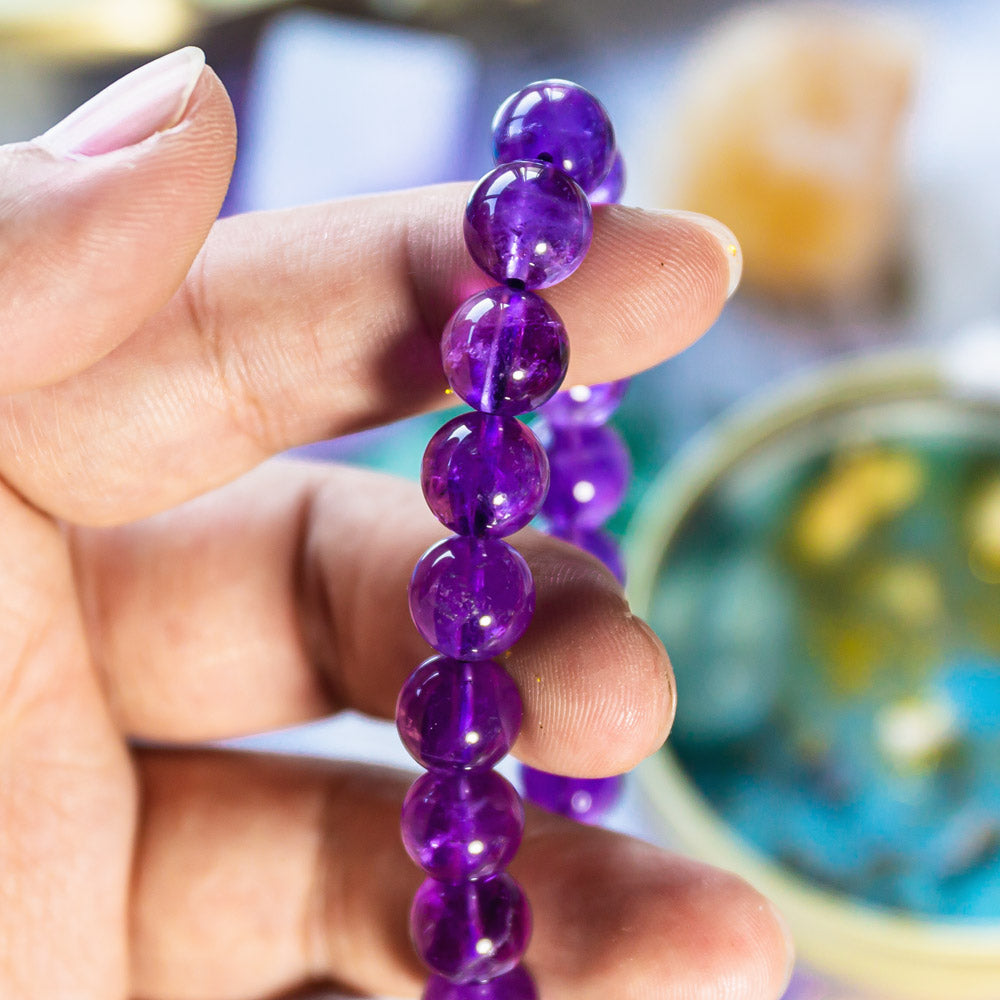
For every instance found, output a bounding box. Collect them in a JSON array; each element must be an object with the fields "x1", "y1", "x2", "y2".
[
  {"x1": 441, "y1": 287, "x2": 569, "y2": 415},
  {"x1": 397, "y1": 656, "x2": 522, "y2": 771},
  {"x1": 410, "y1": 873, "x2": 532, "y2": 983},
  {"x1": 409, "y1": 536, "x2": 535, "y2": 660},
  {"x1": 402, "y1": 769, "x2": 525, "y2": 881},
  {"x1": 540, "y1": 422, "x2": 631, "y2": 529},
  {"x1": 492, "y1": 79, "x2": 616, "y2": 194},
  {"x1": 422, "y1": 412, "x2": 549, "y2": 537},
  {"x1": 403, "y1": 77, "x2": 627, "y2": 995},
  {"x1": 464, "y1": 161, "x2": 592, "y2": 289}
]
